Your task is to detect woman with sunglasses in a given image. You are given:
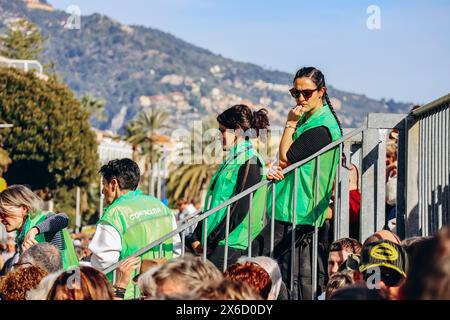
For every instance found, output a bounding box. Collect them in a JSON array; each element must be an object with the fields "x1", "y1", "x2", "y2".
[
  {"x1": 189, "y1": 105, "x2": 270, "y2": 271},
  {"x1": 0, "y1": 185, "x2": 79, "y2": 271},
  {"x1": 266, "y1": 67, "x2": 343, "y2": 300}
]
